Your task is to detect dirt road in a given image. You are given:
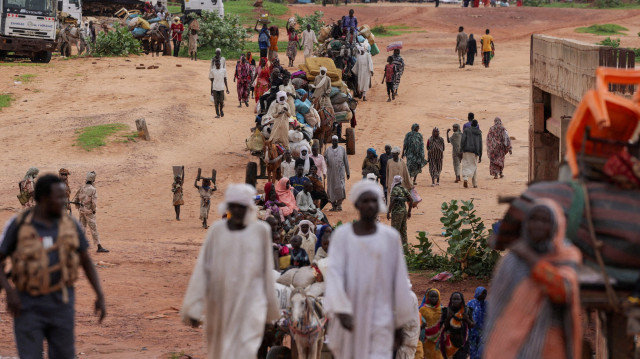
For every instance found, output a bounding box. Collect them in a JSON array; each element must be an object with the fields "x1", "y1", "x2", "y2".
[{"x1": 1, "y1": 4, "x2": 639, "y2": 358}]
